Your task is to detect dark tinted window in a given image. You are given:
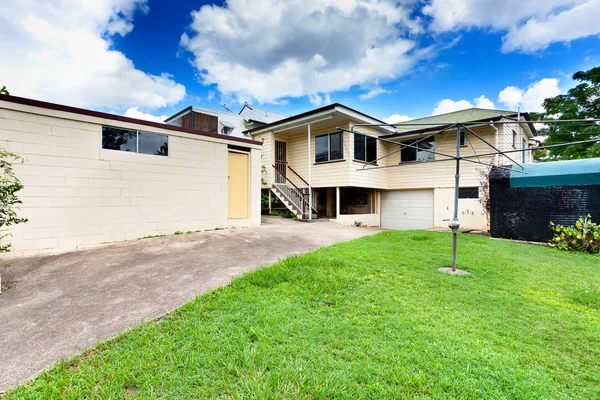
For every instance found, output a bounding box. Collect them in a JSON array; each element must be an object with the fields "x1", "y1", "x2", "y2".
[
  {"x1": 401, "y1": 141, "x2": 417, "y2": 162},
  {"x1": 460, "y1": 131, "x2": 466, "y2": 146},
  {"x1": 354, "y1": 134, "x2": 377, "y2": 163},
  {"x1": 401, "y1": 137, "x2": 434, "y2": 162},
  {"x1": 459, "y1": 187, "x2": 479, "y2": 199},
  {"x1": 139, "y1": 132, "x2": 169, "y2": 156},
  {"x1": 354, "y1": 134, "x2": 365, "y2": 161},
  {"x1": 315, "y1": 135, "x2": 329, "y2": 162},
  {"x1": 315, "y1": 132, "x2": 343, "y2": 162},
  {"x1": 329, "y1": 132, "x2": 343, "y2": 160},
  {"x1": 366, "y1": 136, "x2": 376, "y2": 163},
  {"x1": 102, "y1": 127, "x2": 137, "y2": 152}
]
